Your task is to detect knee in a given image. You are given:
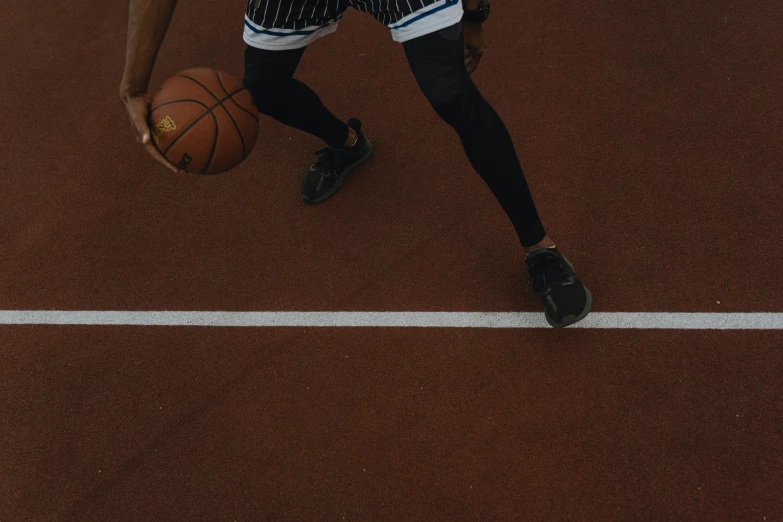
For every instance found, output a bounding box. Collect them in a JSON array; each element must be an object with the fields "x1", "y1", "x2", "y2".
[
  {"x1": 410, "y1": 61, "x2": 482, "y2": 132},
  {"x1": 242, "y1": 47, "x2": 297, "y2": 117},
  {"x1": 430, "y1": 86, "x2": 482, "y2": 132},
  {"x1": 429, "y1": 81, "x2": 483, "y2": 133},
  {"x1": 242, "y1": 66, "x2": 290, "y2": 117}
]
